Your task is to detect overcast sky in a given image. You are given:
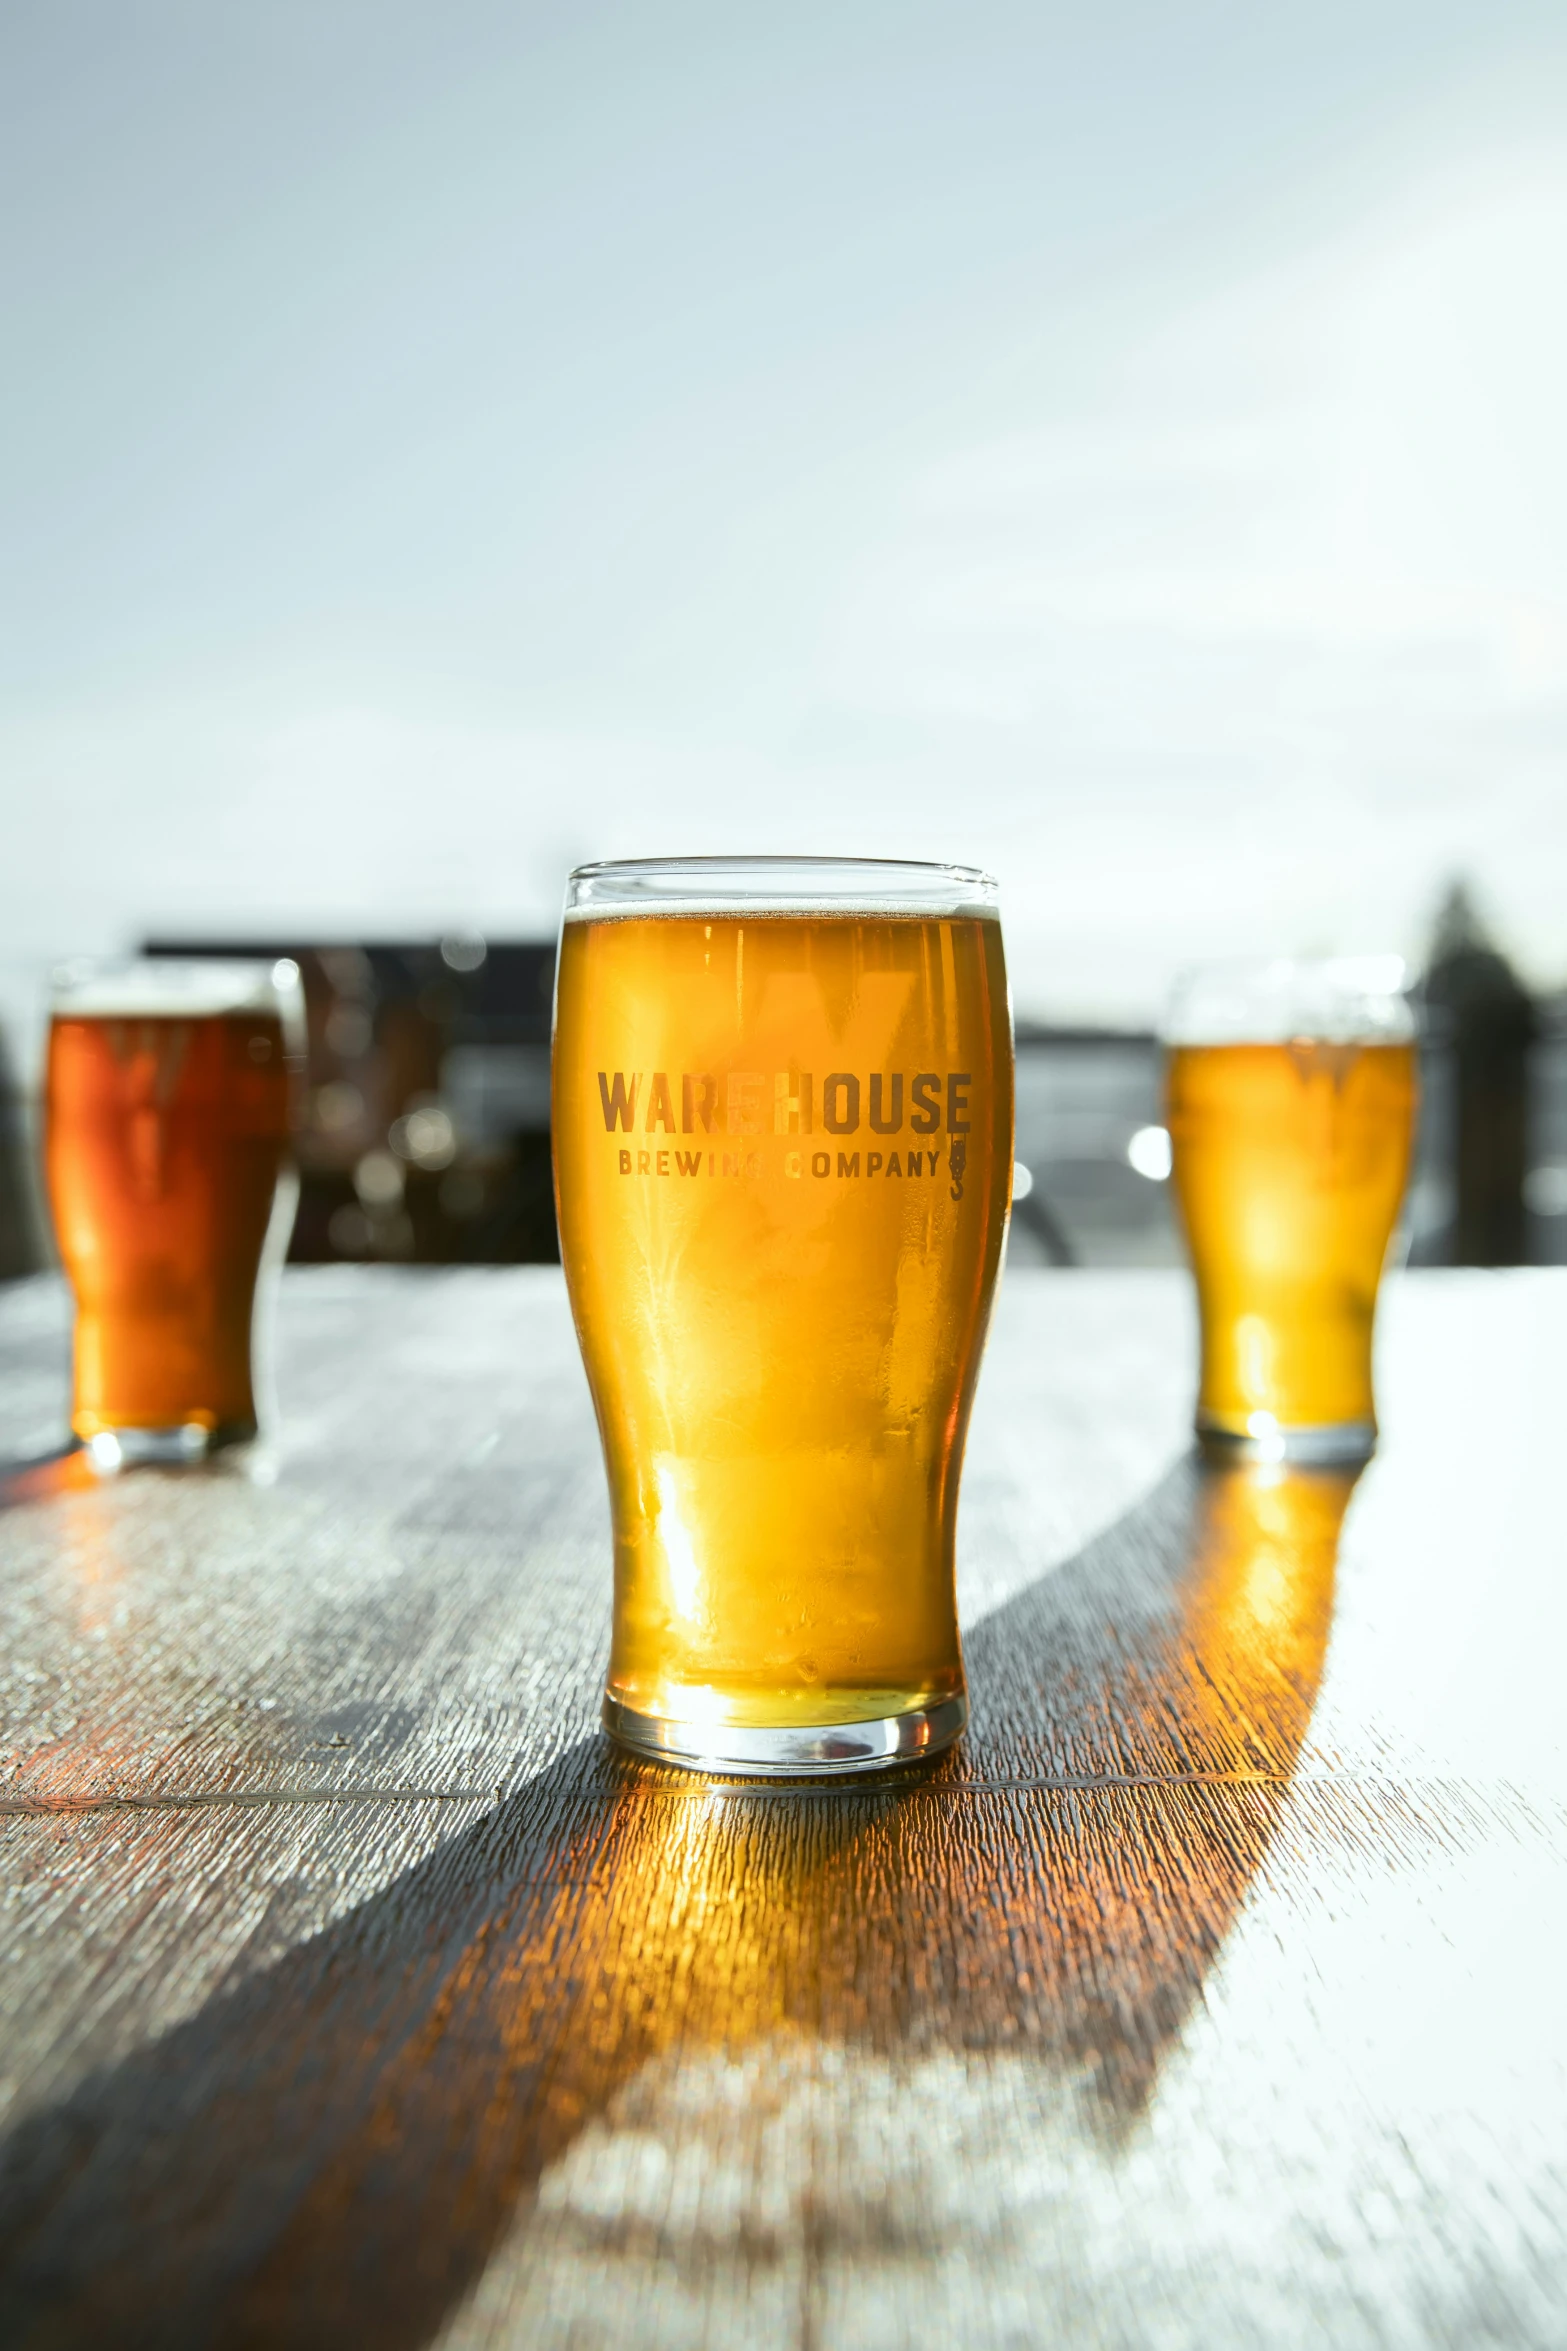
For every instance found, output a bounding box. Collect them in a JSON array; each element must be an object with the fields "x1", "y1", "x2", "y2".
[{"x1": 4, "y1": 0, "x2": 1567, "y2": 1041}]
